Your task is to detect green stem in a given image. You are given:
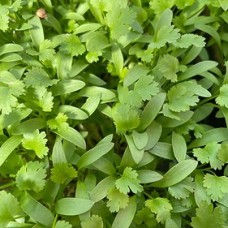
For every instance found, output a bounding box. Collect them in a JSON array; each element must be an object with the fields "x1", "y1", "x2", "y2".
[{"x1": 0, "y1": 181, "x2": 16, "y2": 190}]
